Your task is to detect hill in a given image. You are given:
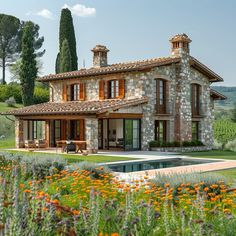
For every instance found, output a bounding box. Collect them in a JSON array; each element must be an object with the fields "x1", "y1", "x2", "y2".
[{"x1": 211, "y1": 86, "x2": 236, "y2": 108}]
